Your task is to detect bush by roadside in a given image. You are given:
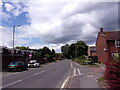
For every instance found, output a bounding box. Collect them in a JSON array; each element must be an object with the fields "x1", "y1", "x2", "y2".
[
  {"x1": 73, "y1": 56, "x2": 96, "y2": 65},
  {"x1": 105, "y1": 60, "x2": 120, "y2": 89}
]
